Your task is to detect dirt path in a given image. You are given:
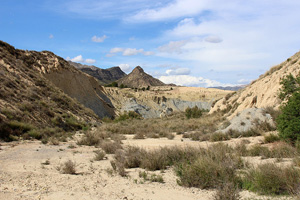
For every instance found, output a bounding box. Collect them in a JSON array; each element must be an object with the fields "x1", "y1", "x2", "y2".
[{"x1": 0, "y1": 138, "x2": 294, "y2": 200}]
